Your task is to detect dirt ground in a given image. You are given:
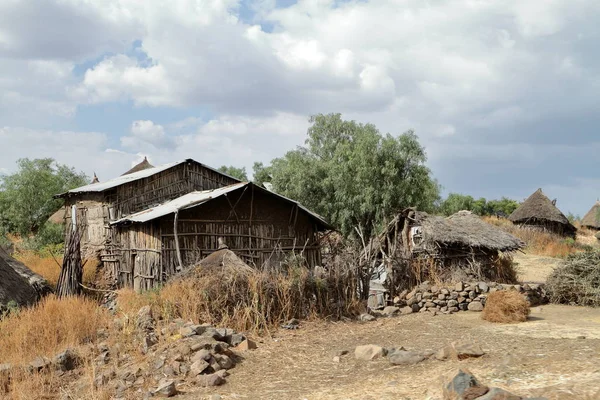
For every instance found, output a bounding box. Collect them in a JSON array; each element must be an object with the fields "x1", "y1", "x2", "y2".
[
  {"x1": 179, "y1": 305, "x2": 600, "y2": 400},
  {"x1": 513, "y1": 252, "x2": 562, "y2": 283}
]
